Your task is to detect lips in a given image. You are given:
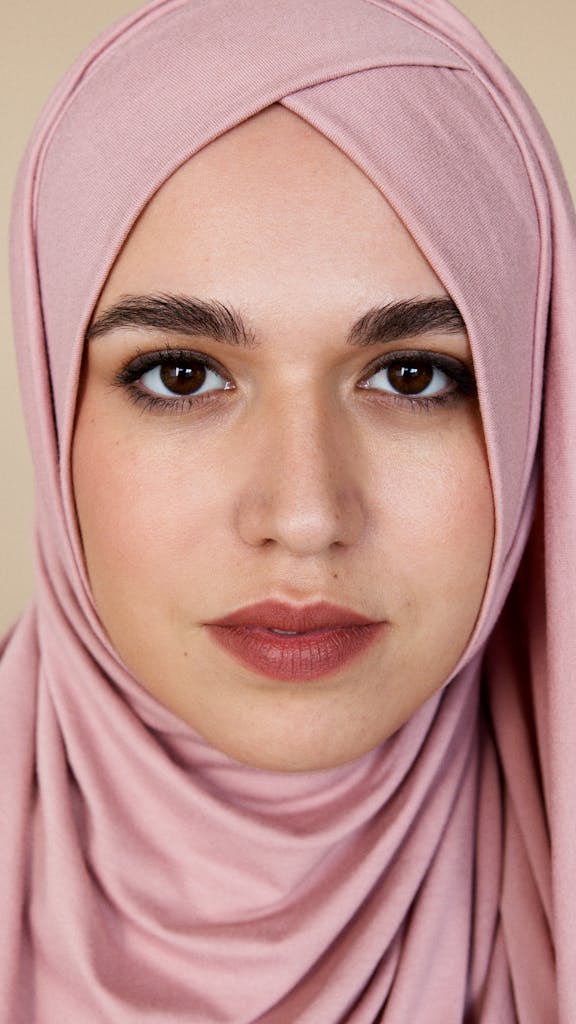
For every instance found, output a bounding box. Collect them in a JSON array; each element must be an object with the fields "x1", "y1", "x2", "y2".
[{"x1": 205, "y1": 601, "x2": 385, "y2": 682}]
